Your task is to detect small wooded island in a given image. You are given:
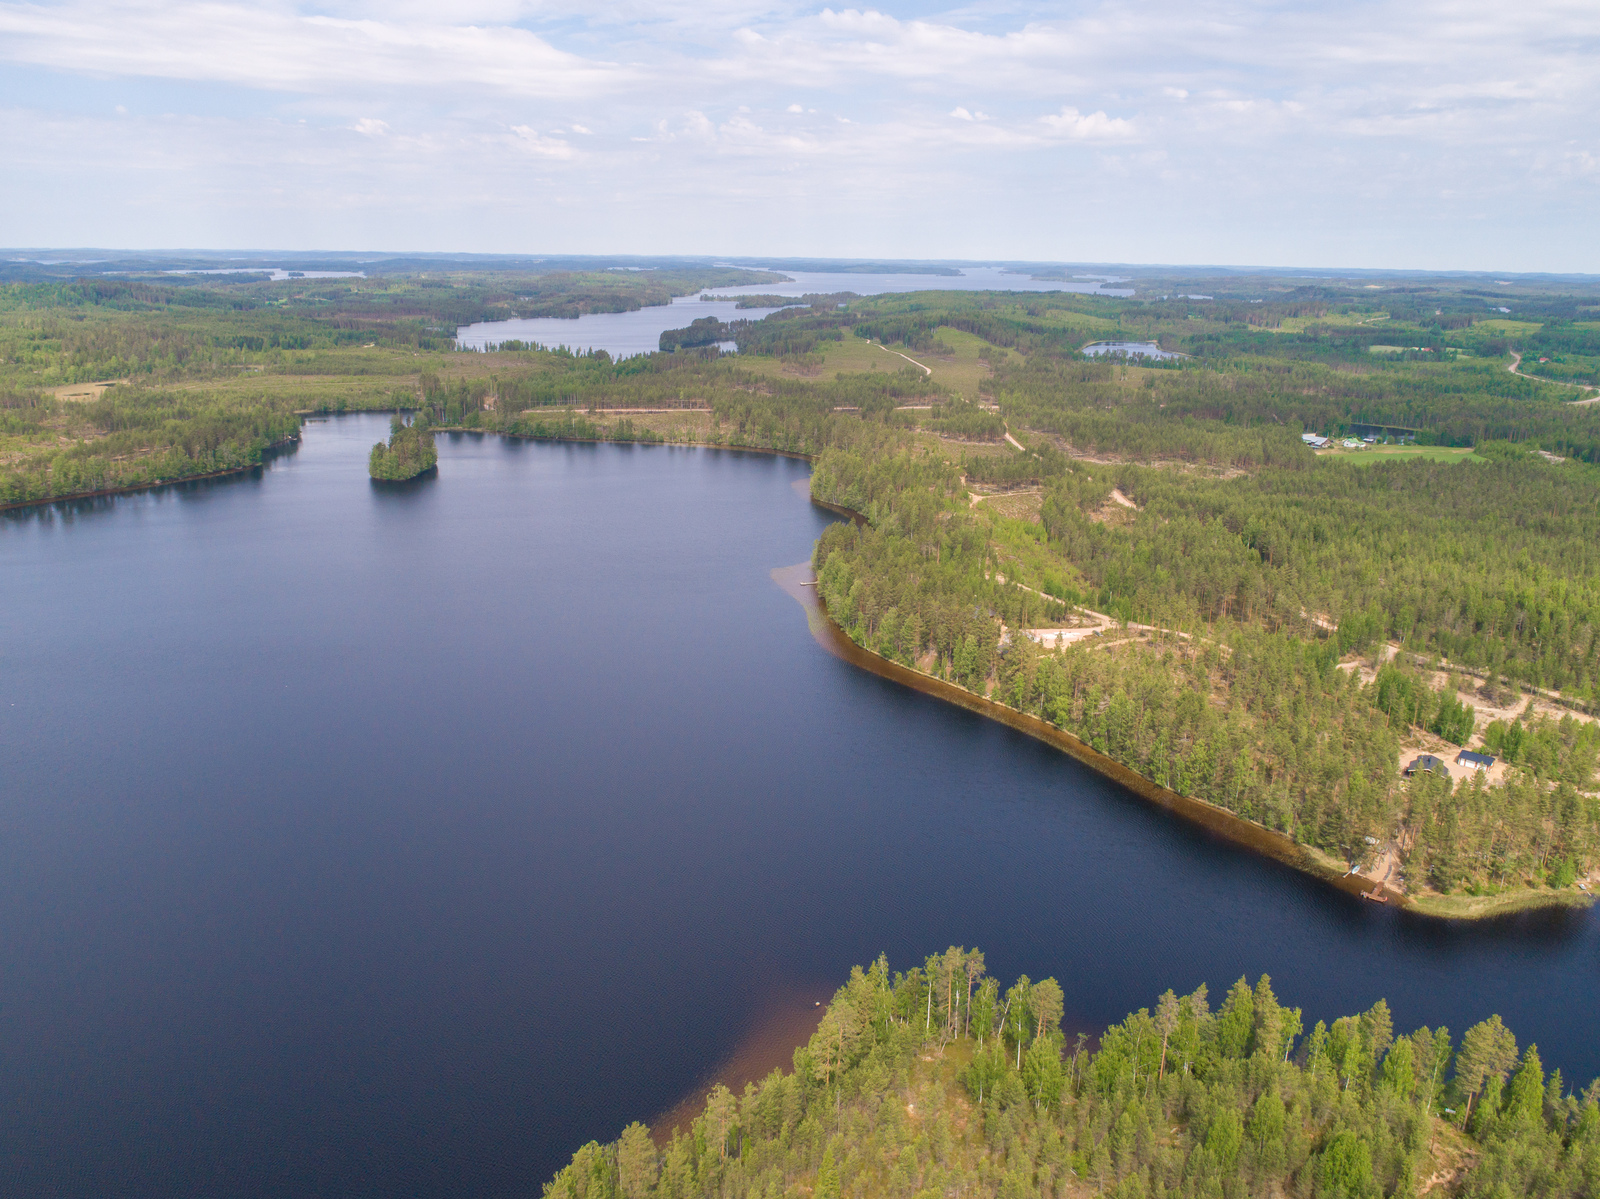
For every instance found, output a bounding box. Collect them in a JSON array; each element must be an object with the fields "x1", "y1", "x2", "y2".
[
  {"x1": 544, "y1": 951, "x2": 1600, "y2": 1199},
  {"x1": 369, "y1": 415, "x2": 437, "y2": 480}
]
